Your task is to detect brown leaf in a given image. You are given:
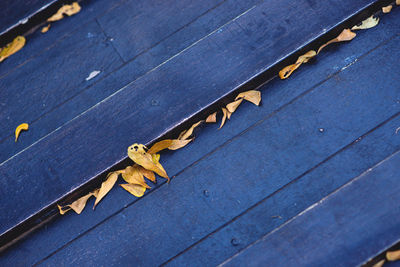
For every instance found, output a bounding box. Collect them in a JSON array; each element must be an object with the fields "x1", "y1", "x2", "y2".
[
  {"x1": 137, "y1": 165, "x2": 156, "y2": 182},
  {"x1": 15, "y1": 123, "x2": 29, "y2": 142},
  {"x1": 178, "y1": 121, "x2": 203, "y2": 140},
  {"x1": 351, "y1": 16, "x2": 380, "y2": 30},
  {"x1": 382, "y1": 5, "x2": 392, "y2": 13},
  {"x1": 206, "y1": 112, "x2": 217, "y2": 123},
  {"x1": 372, "y1": 259, "x2": 385, "y2": 267},
  {"x1": 397, "y1": 0, "x2": 400, "y2": 5},
  {"x1": 0, "y1": 36, "x2": 26, "y2": 62},
  {"x1": 120, "y1": 183, "x2": 146, "y2": 197},
  {"x1": 93, "y1": 172, "x2": 119, "y2": 208},
  {"x1": 128, "y1": 144, "x2": 169, "y2": 181},
  {"x1": 148, "y1": 139, "x2": 192, "y2": 154},
  {"x1": 219, "y1": 108, "x2": 228, "y2": 129},
  {"x1": 226, "y1": 99, "x2": 243, "y2": 113},
  {"x1": 41, "y1": 24, "x2": 51, "y2": 33},
  {"x1": 47, "y1": 2, "x2": 81, "y2": 22},
  {"x1": 235, "y1": 90, "x2": 262, "y2": 105},
  {"x1": 278, "y1": 50, "x2": 316, "y2": 79},
  {"x1": 317, "y1": 29, "x2": 356, "y2": 54},
  {"x1": 122, "y1": 166, "x2": 151, "y2": 188},
  {"x1": 387, "y1": 250, "x2": 400, "y2": 261},
  {"x1": 69, "y1": 192, "x2": 96, "y2": 214}
]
